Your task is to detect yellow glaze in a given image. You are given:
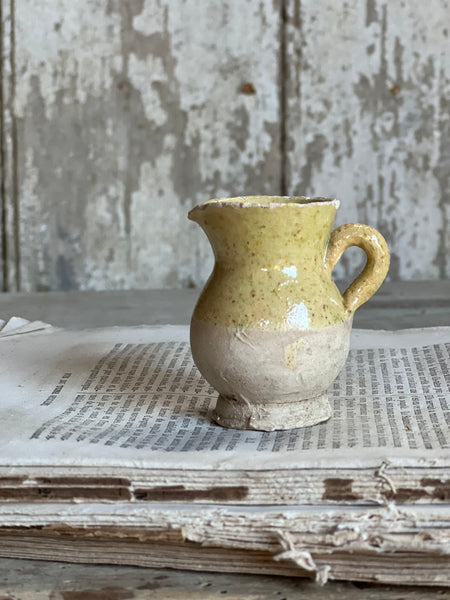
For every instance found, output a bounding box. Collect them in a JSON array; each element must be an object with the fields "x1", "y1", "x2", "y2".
[{"x1": 189, "y1": 196, "x2": 389, "y2": 331}]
